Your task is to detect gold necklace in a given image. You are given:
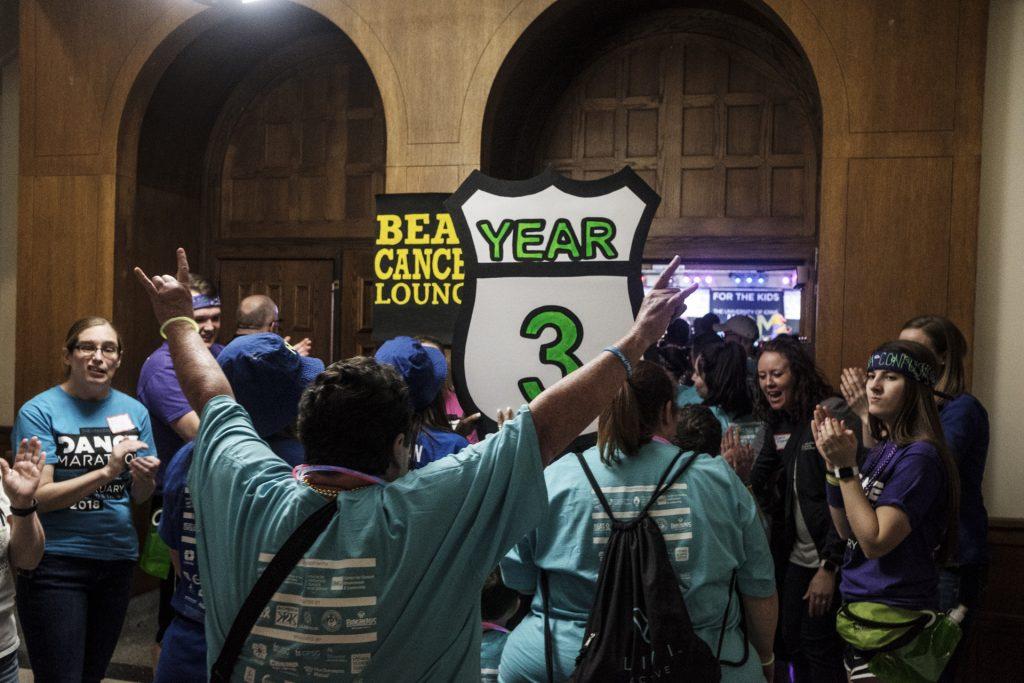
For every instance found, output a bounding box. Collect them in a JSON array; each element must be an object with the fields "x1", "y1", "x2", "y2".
[{"x1": 303, "y1": 480, "x2": 342, "y2": 497}]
